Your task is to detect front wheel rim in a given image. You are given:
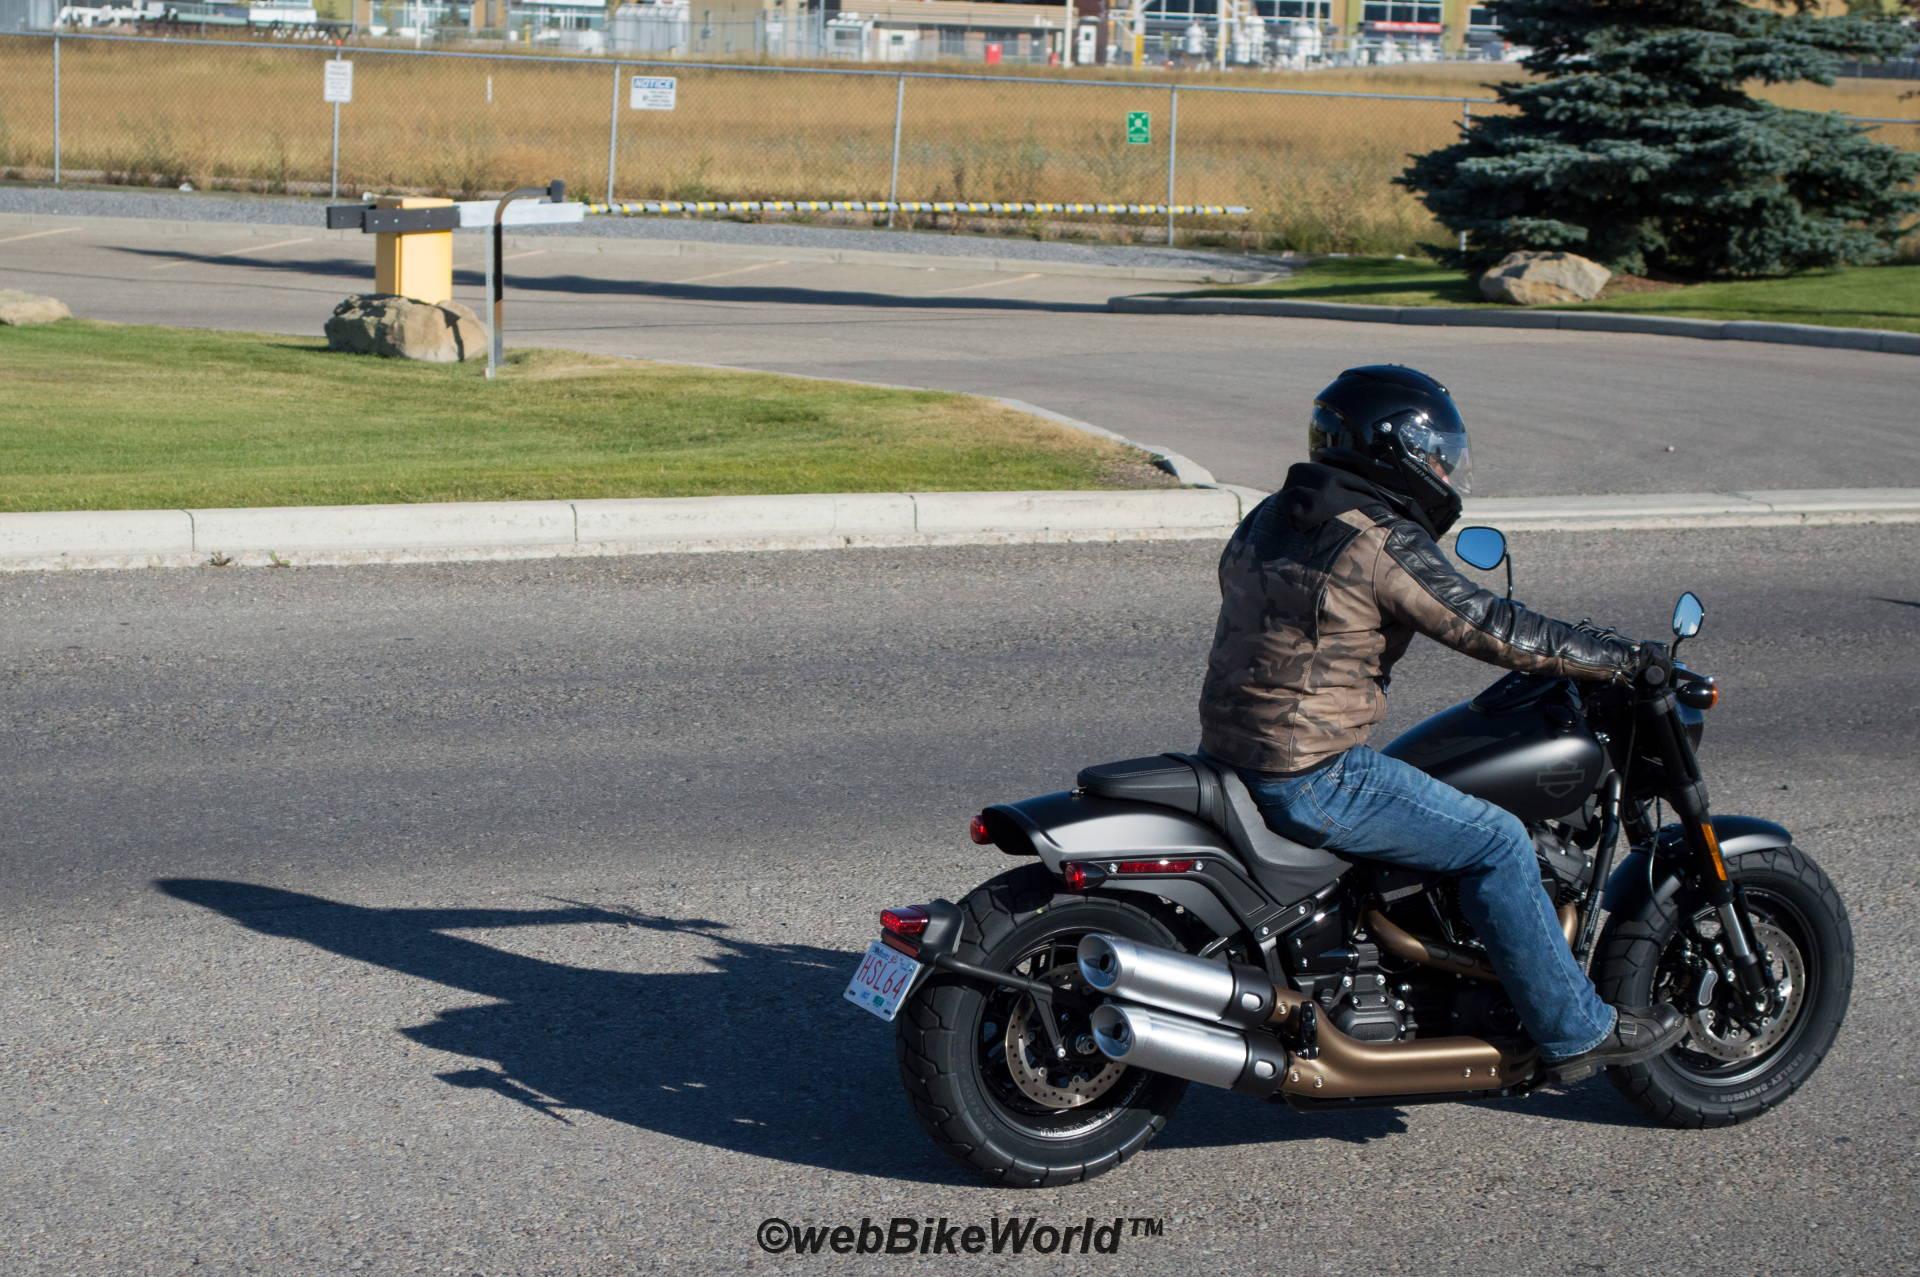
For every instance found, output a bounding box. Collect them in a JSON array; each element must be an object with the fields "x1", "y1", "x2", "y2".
[{"x1": 1656, "y1": 889, "x2": 1818, "y2": 1088}]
